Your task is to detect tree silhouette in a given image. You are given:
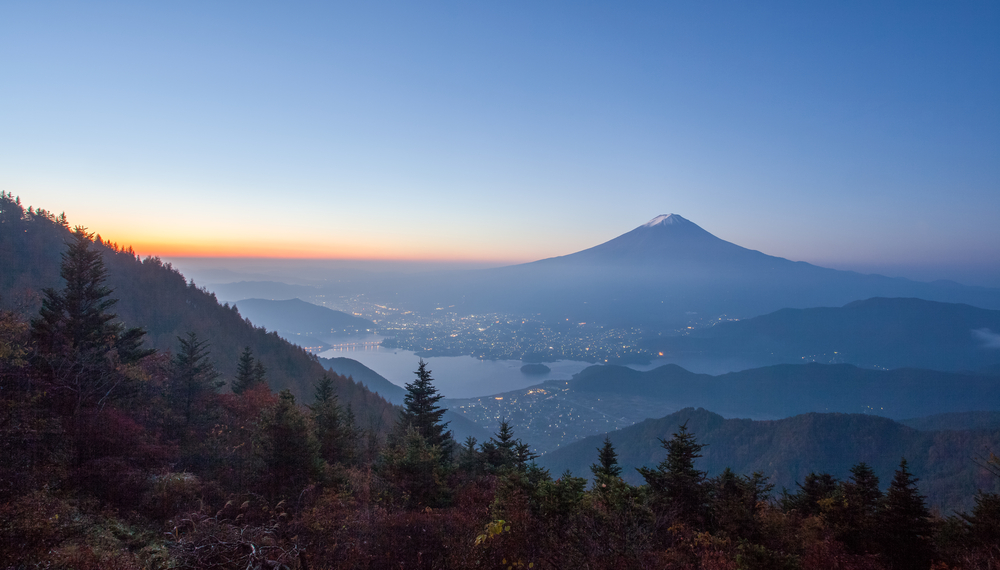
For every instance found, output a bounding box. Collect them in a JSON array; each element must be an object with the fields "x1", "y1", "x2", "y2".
[
  {"x1": 311, "y1": 373, "x2": 352, "y2": 465},
  {"x1": 877, "y1": 458, "x2": 934, "y2": 569},
  {"x1": 481, "y1": 418, "x2": 536, "y2": 473},
  {"x1": 257, "y1": 390, "x2": 321, "y2": 501},
  {"x1": 231, "y1": 346, "x2": 267, "y2": 395},
  {"x1": 31, "y1": 227, "x2": 152, "y2": 414},
  {"x1": 591, "y1": 435, "x2": 622, "y2": 482},
  {"x1": 170, "y1": 332, "x2": 222, "y2": 427},
  {"x1": 398, "y1": 359, "x2": 452, "y2": 459},
  {"x1": 637, "y1": 421, "x2": 708, "y2": 528}
]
